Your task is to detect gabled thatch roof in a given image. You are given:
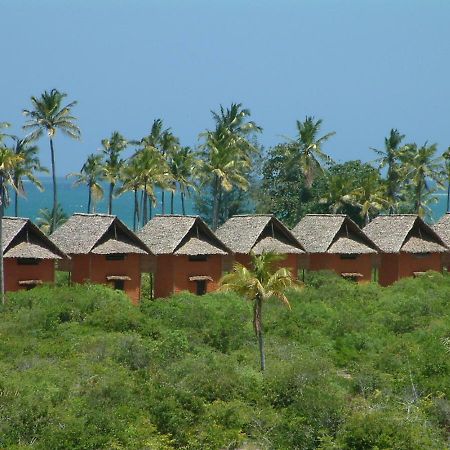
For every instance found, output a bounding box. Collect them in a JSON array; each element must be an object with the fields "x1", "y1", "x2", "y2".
[
  {"x1": 432, "y1": 213, "x2": 450, "y2": 247},
  {"x1": 292, "y1": 214, "x2": 378, "y2": 254},
  {"x1": 364, "y1": 214, "x2": 448, "y2": 253},
  {"x1": 138, "y1": 215, "x2": 230, "y2": 256},
  {"x1": 2, "y1": 217, "x2": 66, "y2": 259},
  {"x1": 216, "y1": 214, "x2": 305, "y2": 254},
  {"x1": 50, "y1": 213, "x2": 151, "y2": 255}
]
